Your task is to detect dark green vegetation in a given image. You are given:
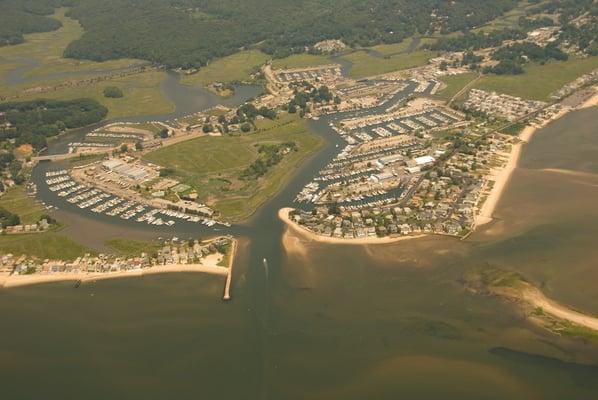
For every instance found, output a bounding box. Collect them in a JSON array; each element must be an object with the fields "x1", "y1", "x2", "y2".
[
  {"x1": 531, "y1": 0, "x2": 598, "y2": 56},
  {"x1": 485, "y1": 42, "x2": 568, "y2": 75},
  {"x1": 0, "y1": 207, "x2": 20, "y2": 227},
  {"x1": 103, "y1": 86, "x2": 124, "y2": 98},
  {"x1": 241, "y1": 142, "x2": 297, "y2": 179},
  {"x1": 0, "y1": 99, "x2": 107, "y2": 150},
  {"x1": 429, "y1": 28, "x2": 527, "y2": 52},
  {"x1": 59, "y1": 0, "x2": 518, "y2": 68},
  {"x1": 0, "y1": 0, "x2": 64, "y2": 46},
  {"x1": 429, "y1": 0, "x2": 597, "y2": 57},
  {"x1": 288, "y1": 83, "x2": 334, "y2": 114}
]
